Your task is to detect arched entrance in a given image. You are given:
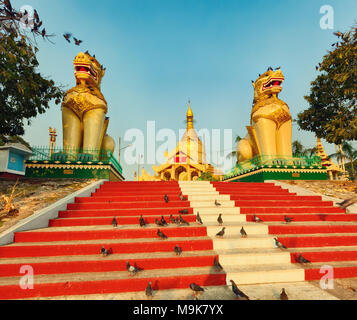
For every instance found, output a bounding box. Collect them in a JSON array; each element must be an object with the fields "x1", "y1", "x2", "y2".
[
  {"x1": 191, "y1": 171, "x2": 199, "y2": 181},
  {"x1": 163, "y1": 172, "x2": 171, "y2": 181},
  {"x1": 175, "y1": 166, "x2": 187, "y2": 181}
]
